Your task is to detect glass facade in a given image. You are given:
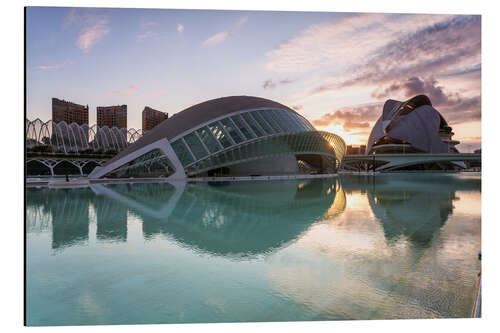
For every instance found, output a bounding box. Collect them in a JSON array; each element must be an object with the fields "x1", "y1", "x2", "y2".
[
  {"x1": 231, "y1": 115, "x2": 255, "y2": 140},
  {"x1": 183, "y1": 132, "x2": 208, "y2": 160},
  {"x1": 95, "y1": 107, "x2": 345, "y2": 179},
  {"x1": 169, "y1": 108, "x2": 324, "y2": 171},
  {"x1": 104, "y1": 149, "x2": 175, "y2": 178},
  {"x1": 220, "y1": 118, "x2": 245, "y2": 144},
  {"x1": 257, "y1": 110, "x2": 282, "y2": 133},
  {"x1": 208, "y1": 122, "x2": 233, "y2": 148},
  {"x1": 241, "y1": 113, "x2": 265, "y2": 137},
  {"x1": 163, "y1": 109, "x2": 345, "y2": 175},
  {"x1": 184, "y1": 131, "x2": 345, "y2": 176},
  {"x1": 251, "y1": 111, "x2": 275, "y2": 135},
  {"x1": 196, "y1": 126, "x2": 221, "y2": 154},
  {"x1": 171, "y1": 140, "x2": 195, "y2": 166}
]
